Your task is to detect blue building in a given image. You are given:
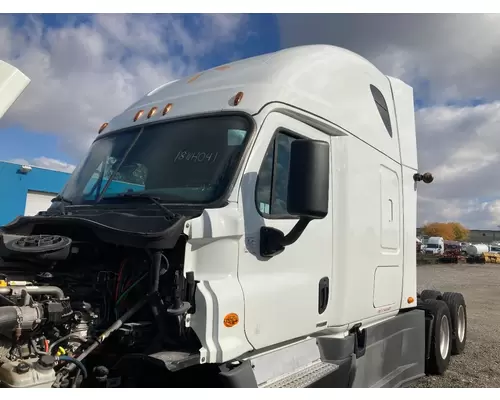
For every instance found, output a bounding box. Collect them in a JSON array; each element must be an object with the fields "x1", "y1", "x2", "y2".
[{"x1": 0, "y1": 161, "x2": 71, "y2": 226}]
